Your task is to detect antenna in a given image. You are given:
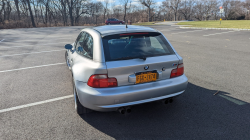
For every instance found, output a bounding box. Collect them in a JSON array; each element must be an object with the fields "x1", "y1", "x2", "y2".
[{"x1": 126, "y1": 20, "x2": 128, "y2": 28}]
